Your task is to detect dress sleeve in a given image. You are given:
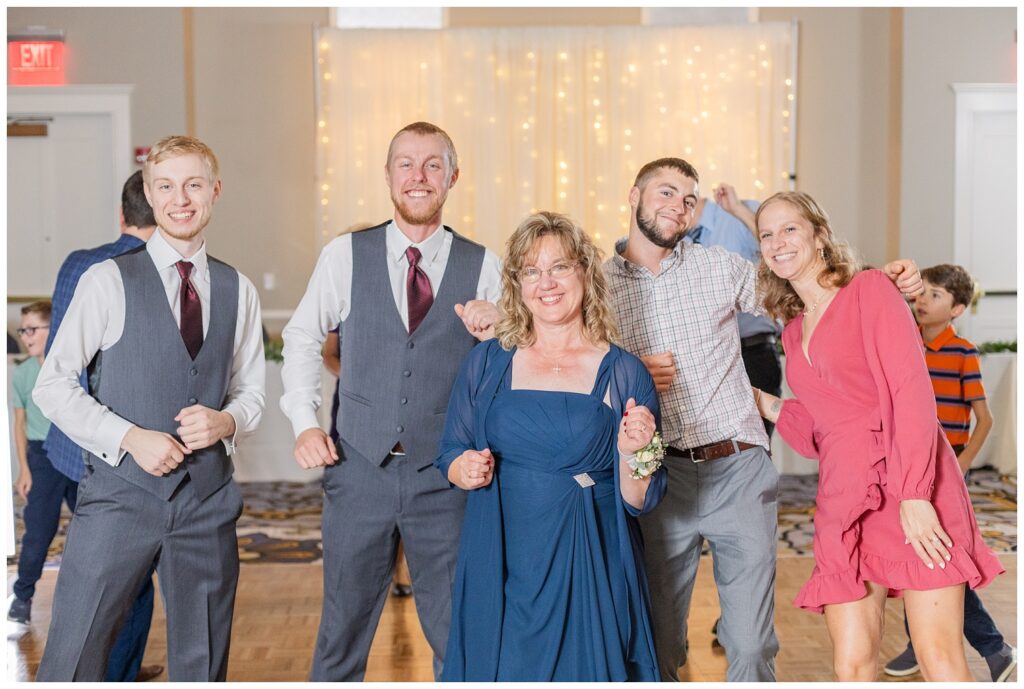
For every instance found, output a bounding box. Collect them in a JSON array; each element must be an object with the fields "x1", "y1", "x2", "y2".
[
  {"x1": 619, "y1": 352, "x2": 666, "y2": 517},
  {"x1": 776, "y1": 398, "x2": 819, "y2": 459},
  {"x1": 859, "y1": 270, "x2": 939, "y2": 500},
  {"x1": 435, "y1": 340, "x2": 492, "y2": 483}
]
